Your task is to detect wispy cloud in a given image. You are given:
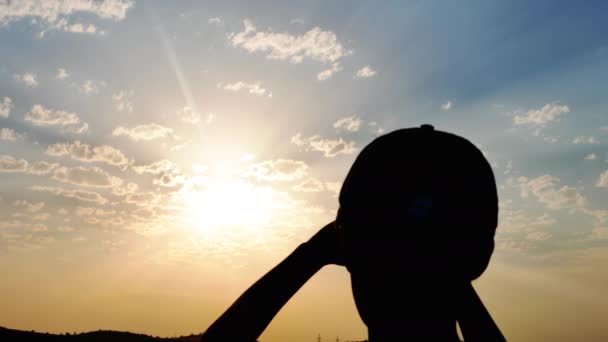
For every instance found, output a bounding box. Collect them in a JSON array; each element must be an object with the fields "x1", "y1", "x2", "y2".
[
  {"x1": 0, "y1": 97, "x2": 13, "y2": 118},
  {"x1": 14, "y1": 72, "x2": 38, "y2": 87},
  {"x1": 292, "y1": 177, "x2": 324, "y2": 192},
  {"x1": 178, "y1": 106, "x2": 200, "y2": 124},
  {"x1": 317, "y1": 63, "x2": 342, "y2": 81},
  {"x1": 79, "y1": 80, "x2": 105, "y2": 95},
  {"x1": 231, "y1": 19, "x2": 351, "y2": 79},
  {"x1": 46, "y1": 141, "x2": 130, "y2": 169},
  {"x1": 441, "y1": 101, "x2": 452, "y2": 110},
  {"x1": 51, "y1": 166, "x2": 122, "y2": 188},
  {"x1": 112, "y1": 124, "x2": 173, "y2": 141},
  {"x1": 208, "y1": 17, "x2": 222, "y2": 25},
  {"x1": 246, "y1": 159, "x2": 308, "y2": 182},
  {"x1": 291, "y1": 133, "x2": 357, "y2": 157},
  {"x1": 572, "y1": 136, "x2": 599, "y2": 144},
  {"x1": 514, "y1": 103, "x2": 570, "y2": 127},
  {"x1": 516, "y1": 175, "x2": 586, "y2": 210},
  {"x1": 220, "y1": 81, "x2": 272, "y2": 97},
  {"x1": 0, "y1": 127, "x2": 24, "y2": 141},
  {"x1": 55, "y1": 68, "x2": 70, "y2": 80},
  {"x1": 30, "y1": 185, "x2": 108, "y2": 205},
  {"x1": 355, "y1": 65, "x2": 376, "y2": 78},
  {"x1": 24, "y1": 104, "x2": 88, "y2": 134},
  {"x1": 112, "y1": 90, "x2": 134, "y2": 113},
  {"x1": 0, "y1": 155, "x2": 29, "y2": 173},
  {"x1": 584, "y1": 153, "x2": 597, "y2": 160},
  {"x1": 333, "y1": 116, "x2": 361, "y2": 132},
  {"x1": 0, "y1": 0, "x2": 135, "y2": 36}
]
